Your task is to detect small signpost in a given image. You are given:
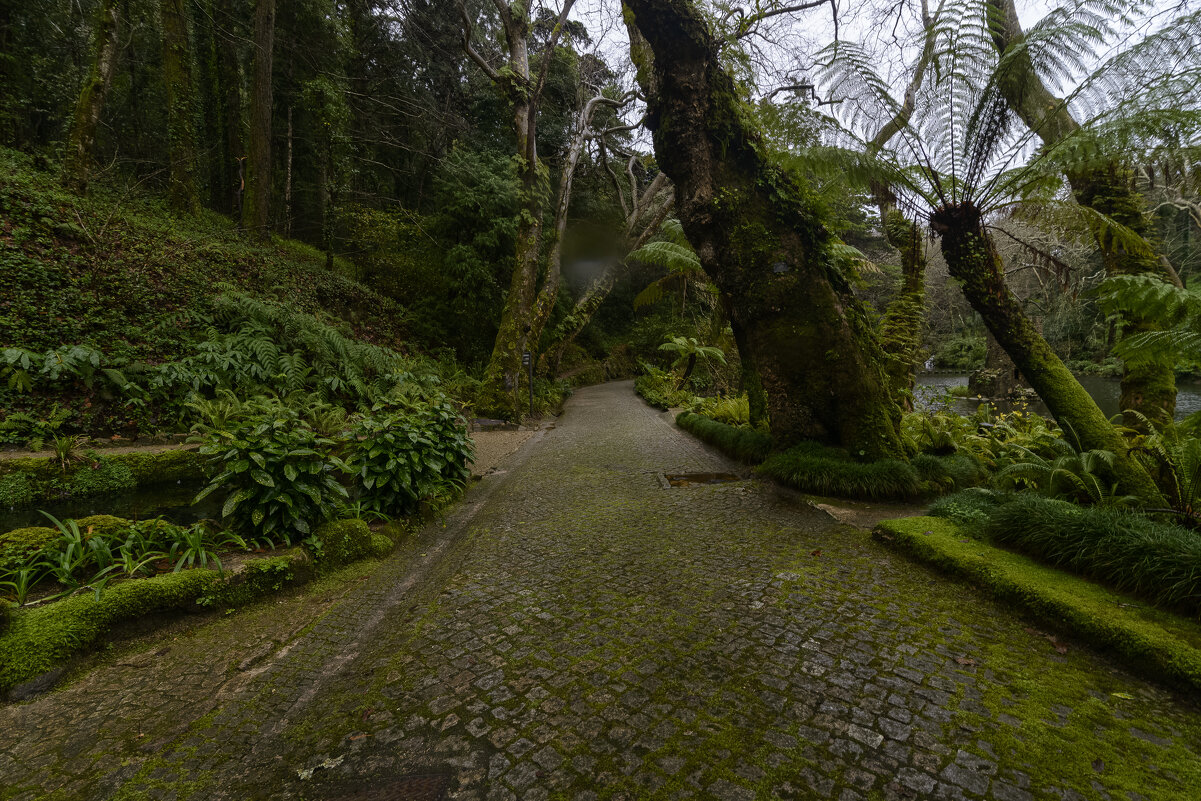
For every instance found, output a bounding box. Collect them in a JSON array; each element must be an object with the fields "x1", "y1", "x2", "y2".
[{"x1": 522, "y1": 351, "x2": 533, "y2": 419}]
